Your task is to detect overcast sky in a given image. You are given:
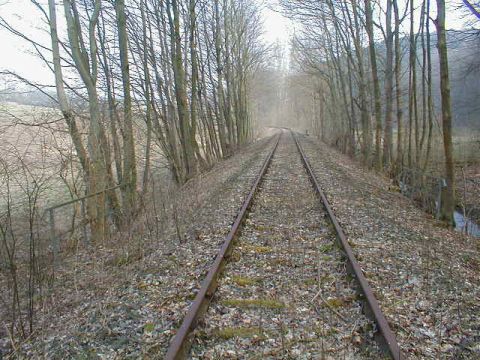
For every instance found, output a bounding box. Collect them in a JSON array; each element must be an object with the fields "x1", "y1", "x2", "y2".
[{"x1": 0, "y1": 0, "x2": 475, "y2": 86}]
